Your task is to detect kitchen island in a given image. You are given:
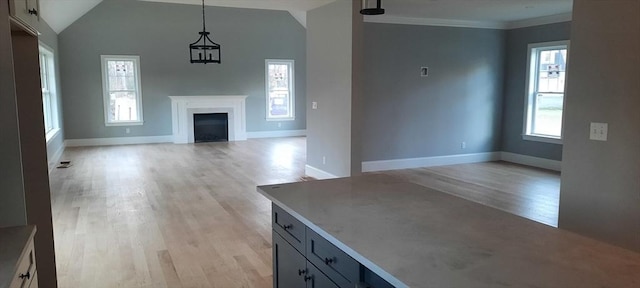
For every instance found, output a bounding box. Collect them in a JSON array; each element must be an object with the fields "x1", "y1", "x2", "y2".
[{"x1": 258, "y1": 174, "x2": 640, "y2": 288}]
